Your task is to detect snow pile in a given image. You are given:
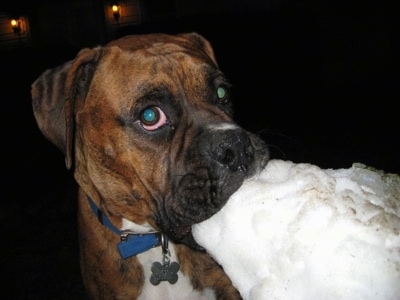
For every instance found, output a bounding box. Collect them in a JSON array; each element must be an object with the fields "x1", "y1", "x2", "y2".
[{"x1": 192, "y1": 160, "x2": 400, "y2": 300}]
